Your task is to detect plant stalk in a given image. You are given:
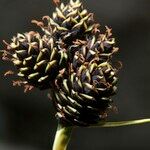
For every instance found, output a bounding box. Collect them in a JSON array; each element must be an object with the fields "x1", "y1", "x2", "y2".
[
  {"x1": 52, "y1": 119, "x2": 150, "y2": 150},
  {"x1": 52, "y1": 123, "x2": 73, "y2": 150},
  {"x1": 91, "y1": 118, "x2": 150, "y2": 128}
]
